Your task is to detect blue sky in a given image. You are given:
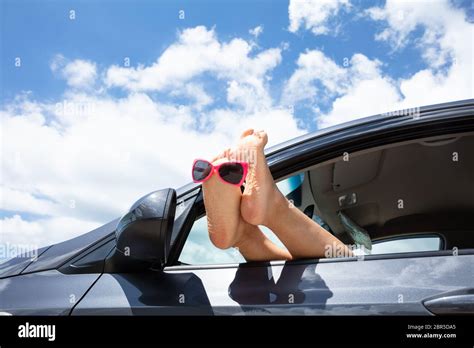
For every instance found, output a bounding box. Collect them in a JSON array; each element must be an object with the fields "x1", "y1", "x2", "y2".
[
  {"x1": 1, "y1": 0, "x2": 473, "y2": 252},
  {"x1": 3, "y1": 0, "x2": 462, "y2": 120}
]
